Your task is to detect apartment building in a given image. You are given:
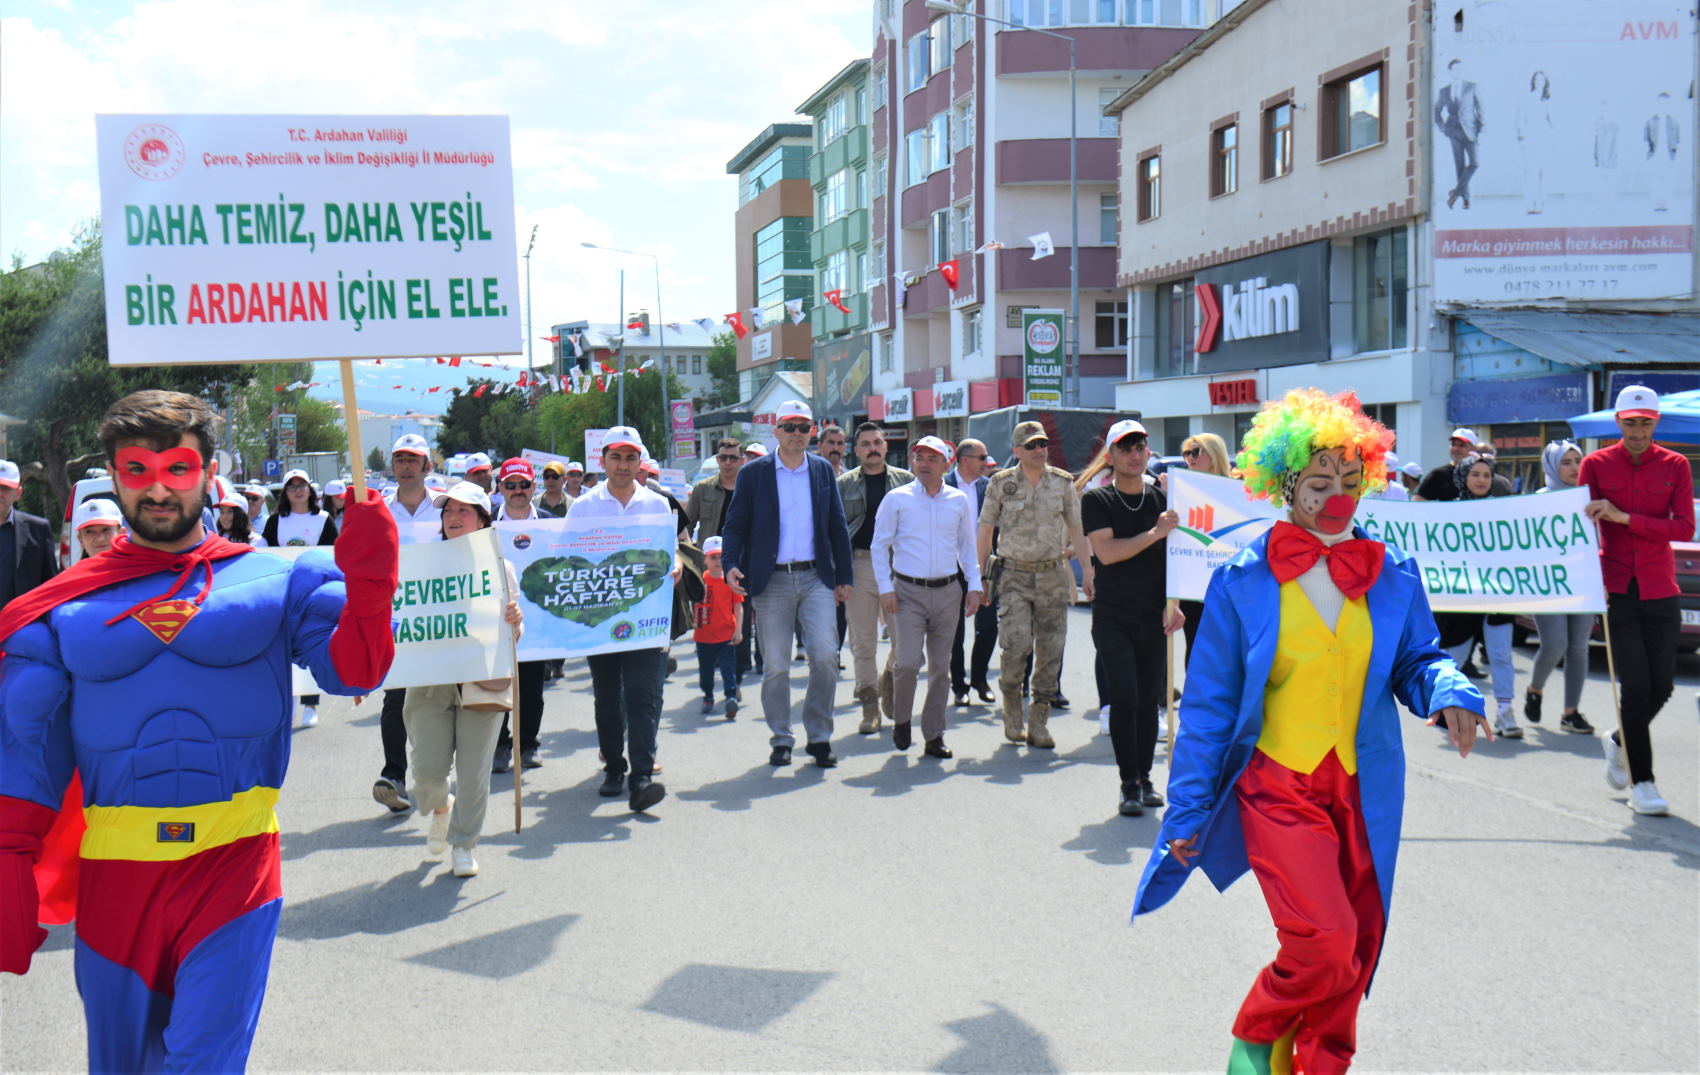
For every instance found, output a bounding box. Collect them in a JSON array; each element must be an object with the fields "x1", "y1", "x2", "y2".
[
  {"x1": 549, "y1": 319, "x2": 718, "y2": 405},
  {"x1": 725, "y1": 123, "x2": 817, "y2": 402}
]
